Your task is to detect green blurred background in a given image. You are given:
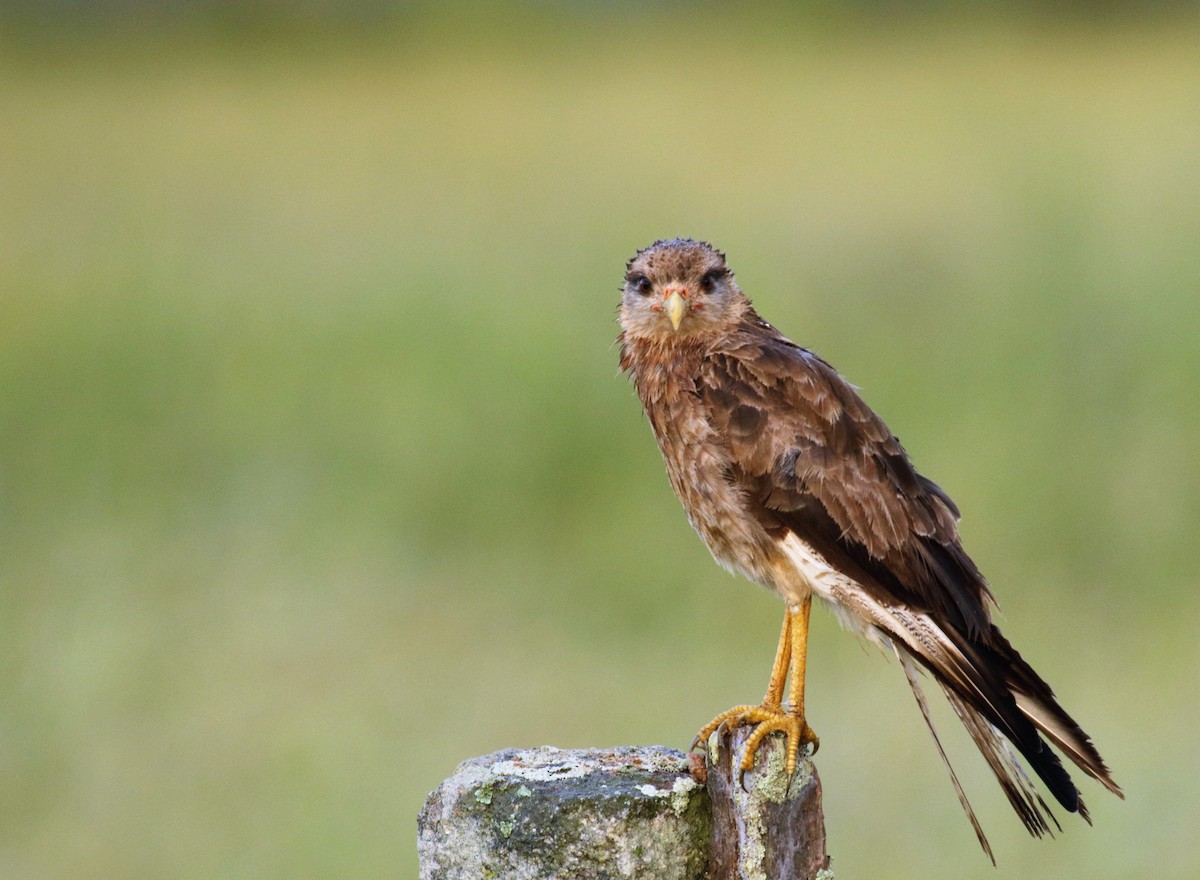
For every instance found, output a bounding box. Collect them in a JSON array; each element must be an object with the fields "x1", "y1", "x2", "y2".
[{"x1": 2, "y1": 2, "x2": 1198, "y2": 877}]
